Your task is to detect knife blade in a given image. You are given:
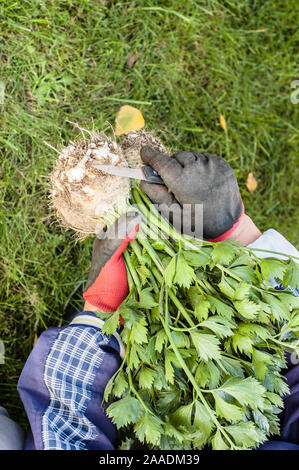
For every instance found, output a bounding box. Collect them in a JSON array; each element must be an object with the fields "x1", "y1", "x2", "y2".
[{"x1": 92, "y1": 164, "x2": 164, "y2": 185}]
